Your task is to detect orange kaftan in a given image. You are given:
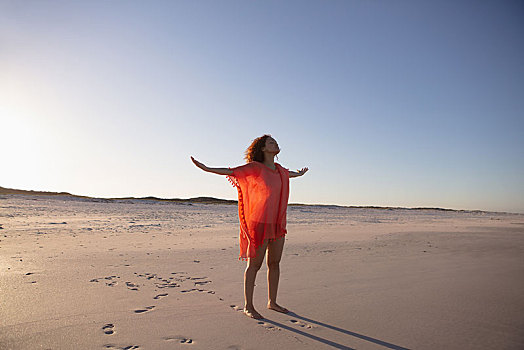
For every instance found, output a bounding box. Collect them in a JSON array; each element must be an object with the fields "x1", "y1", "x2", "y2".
[{"x1": 227, "y1": 161, "x2": 290, "y2": 260}]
